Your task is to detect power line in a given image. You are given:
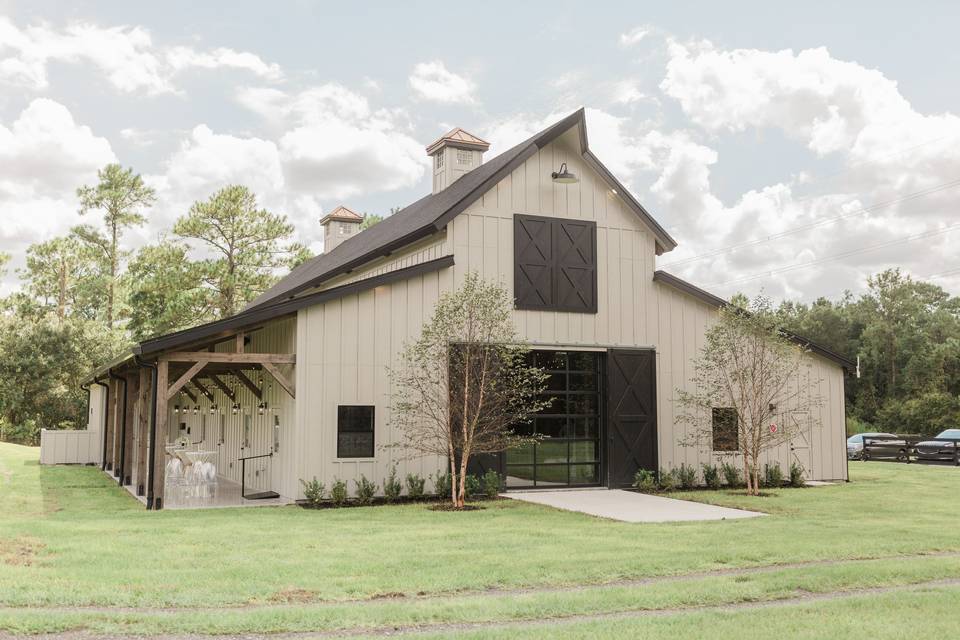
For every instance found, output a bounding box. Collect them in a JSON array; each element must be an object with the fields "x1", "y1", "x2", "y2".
[
  {"x1": 660, "y1": 177, "x2": 960, "y2": 268},
  {"x1": 705, "y1": 222, "x2": 960, "y2": 288}
]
